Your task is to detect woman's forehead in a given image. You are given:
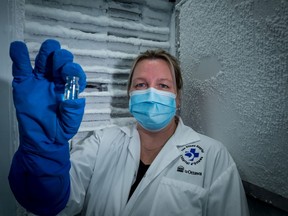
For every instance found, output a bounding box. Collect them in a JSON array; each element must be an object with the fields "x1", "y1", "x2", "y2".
[{"x1": 132, "y1": 59, "x2": 173, "y2": 79}]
